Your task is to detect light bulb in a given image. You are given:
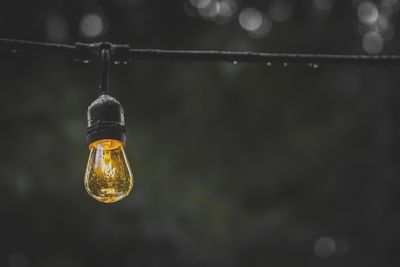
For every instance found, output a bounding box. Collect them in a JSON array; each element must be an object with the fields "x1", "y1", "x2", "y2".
[
  {"x1": 84, "y1": 139, "x2": 134, "y2": 203},
  {"x1": 85, "y1": 47, "x2": 134, "y2": 203}
]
